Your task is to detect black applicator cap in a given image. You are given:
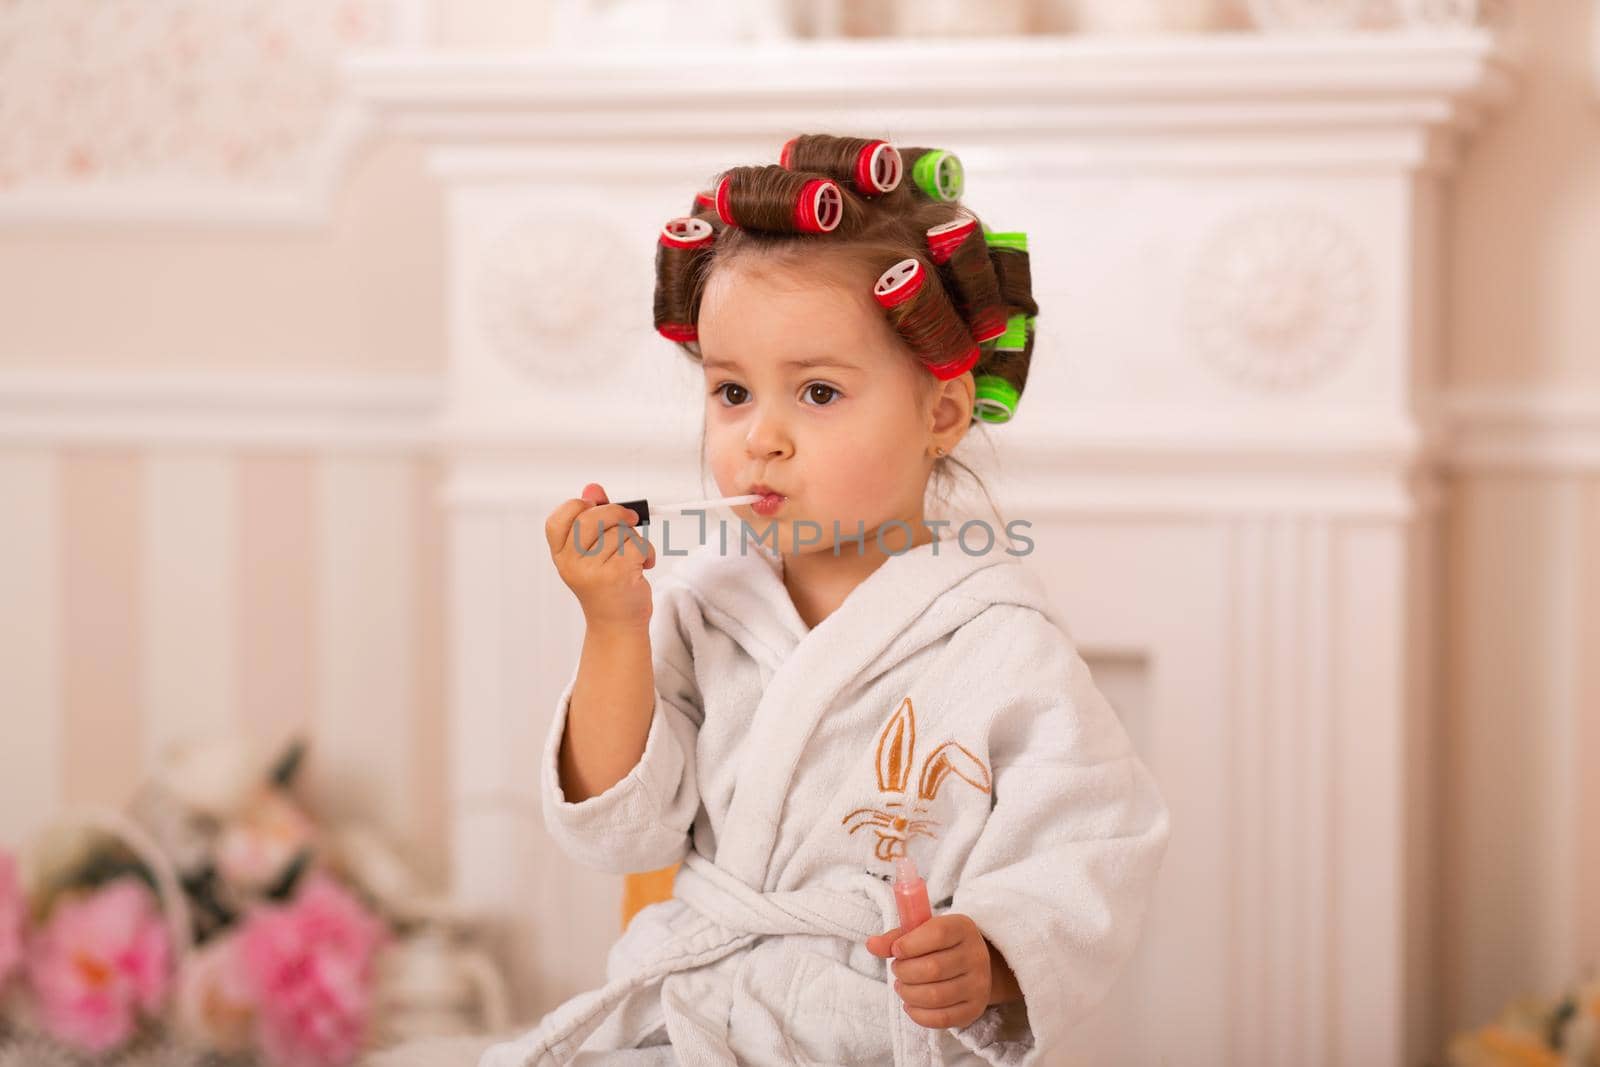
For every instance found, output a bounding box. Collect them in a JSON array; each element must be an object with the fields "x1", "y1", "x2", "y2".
[{"x1": 616, "y1": 498, "x2": 649, "y2": 526}]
